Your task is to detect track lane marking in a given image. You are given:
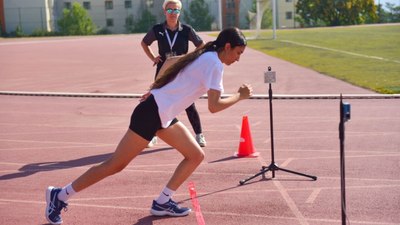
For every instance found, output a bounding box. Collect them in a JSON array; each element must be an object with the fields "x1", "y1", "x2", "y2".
[
  {"x1": 1, "y1": 198, "x2": 399, "y2": 224},
  {"x1": 306, "y1": 188, "x2": 321, "y2": 204},
  {"x1": 281, "y1": 40, "x2": 400, "y2": 64},
  {"x1": 280, "y1": 158, "x2": 294, "y2": 167},
  {"x1": 273, "y1": 180, "x2": 309, "y2": 225}
]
